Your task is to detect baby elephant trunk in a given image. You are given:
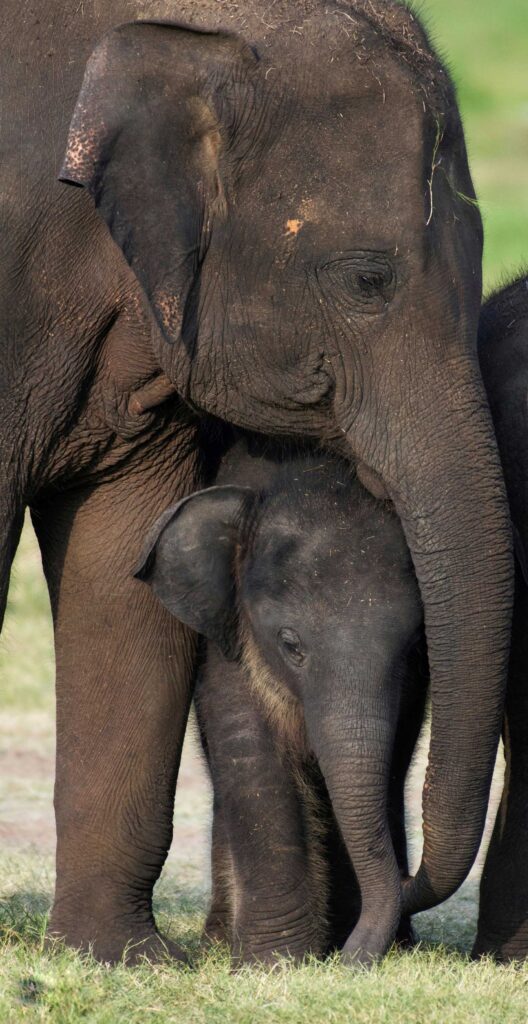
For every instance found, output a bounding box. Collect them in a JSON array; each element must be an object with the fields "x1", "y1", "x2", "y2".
[{"x1": 304, "y1": 684, "x2": 401, "y2": 965}]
